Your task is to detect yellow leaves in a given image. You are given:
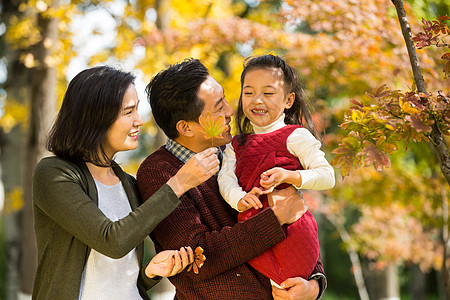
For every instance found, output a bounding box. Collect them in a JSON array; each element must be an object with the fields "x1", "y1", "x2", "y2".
[
  {"x1": 198, "y1": 112, "x2": 227, "y2": 140},
  {"x1": 384, "y1": 124, "x2": 395, "y2": 131},
  {"x1": 0, "y1": 99, "x2": 29, "y2": 133},
  {"x1": 187, "y1": 246, "x2": 206, "y2": 274},
  {"x1": 399, "y1": 97, "x2": 419, "y2": 115},
  {"x1": 6, "y1": 16, "x2": 41, "y2": 50},
  {"x1": 351, "y1": 110, "x2": 364, "y2": 122},
  {"x1": 3, "y1": 187, "x2": 24, "y2": 215}
]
